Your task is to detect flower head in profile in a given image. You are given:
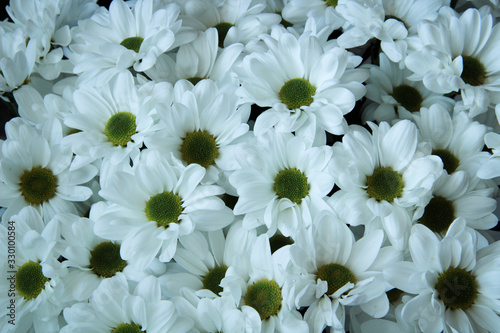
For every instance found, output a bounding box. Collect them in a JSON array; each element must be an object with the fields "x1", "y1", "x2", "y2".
[
  {"x1": 94, "y1": 149, "x2": 234, "y2": 271},
  {"x1": 235, "y1": 29, "x2": 367, "y2": 141},
  {"x1": 384, "y1": 220, "x2": 500, "y2": 333}
]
